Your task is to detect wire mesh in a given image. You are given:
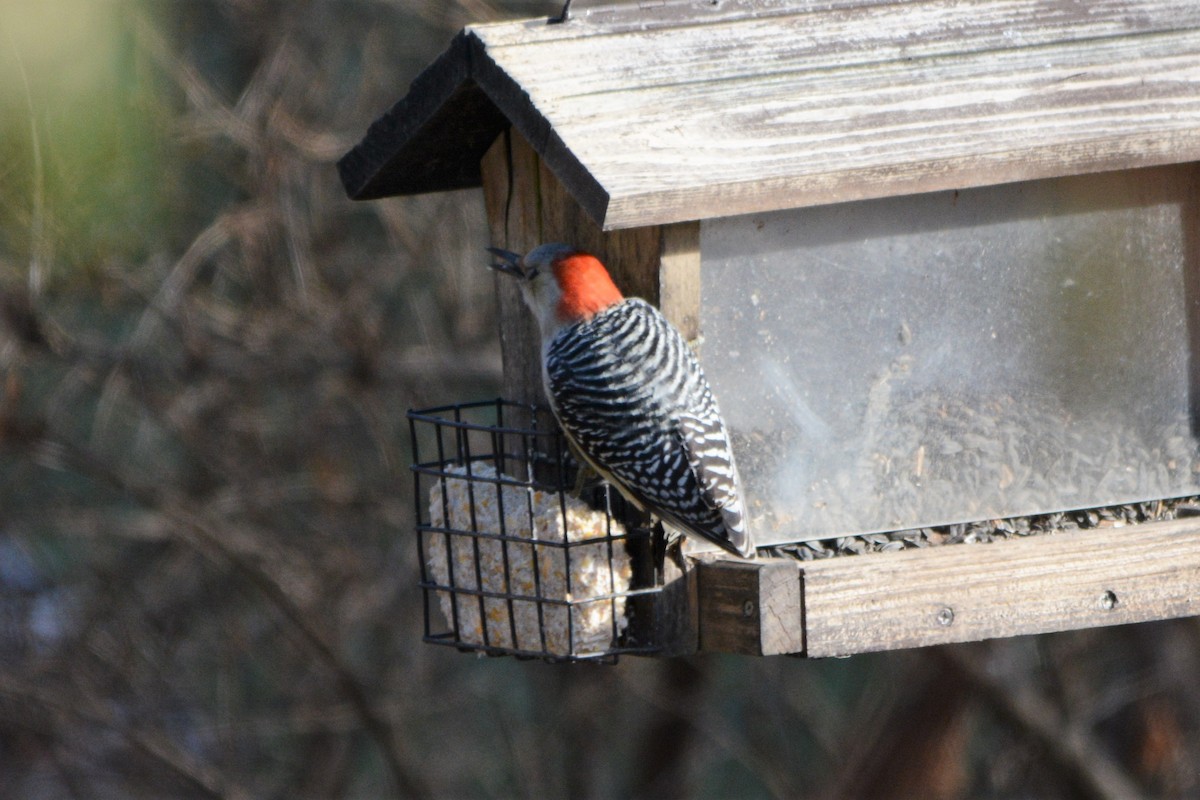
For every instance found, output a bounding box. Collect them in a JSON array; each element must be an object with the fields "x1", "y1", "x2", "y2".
[{"x1": 409, "y1": 399, "x2": 662, "y2": 662}]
